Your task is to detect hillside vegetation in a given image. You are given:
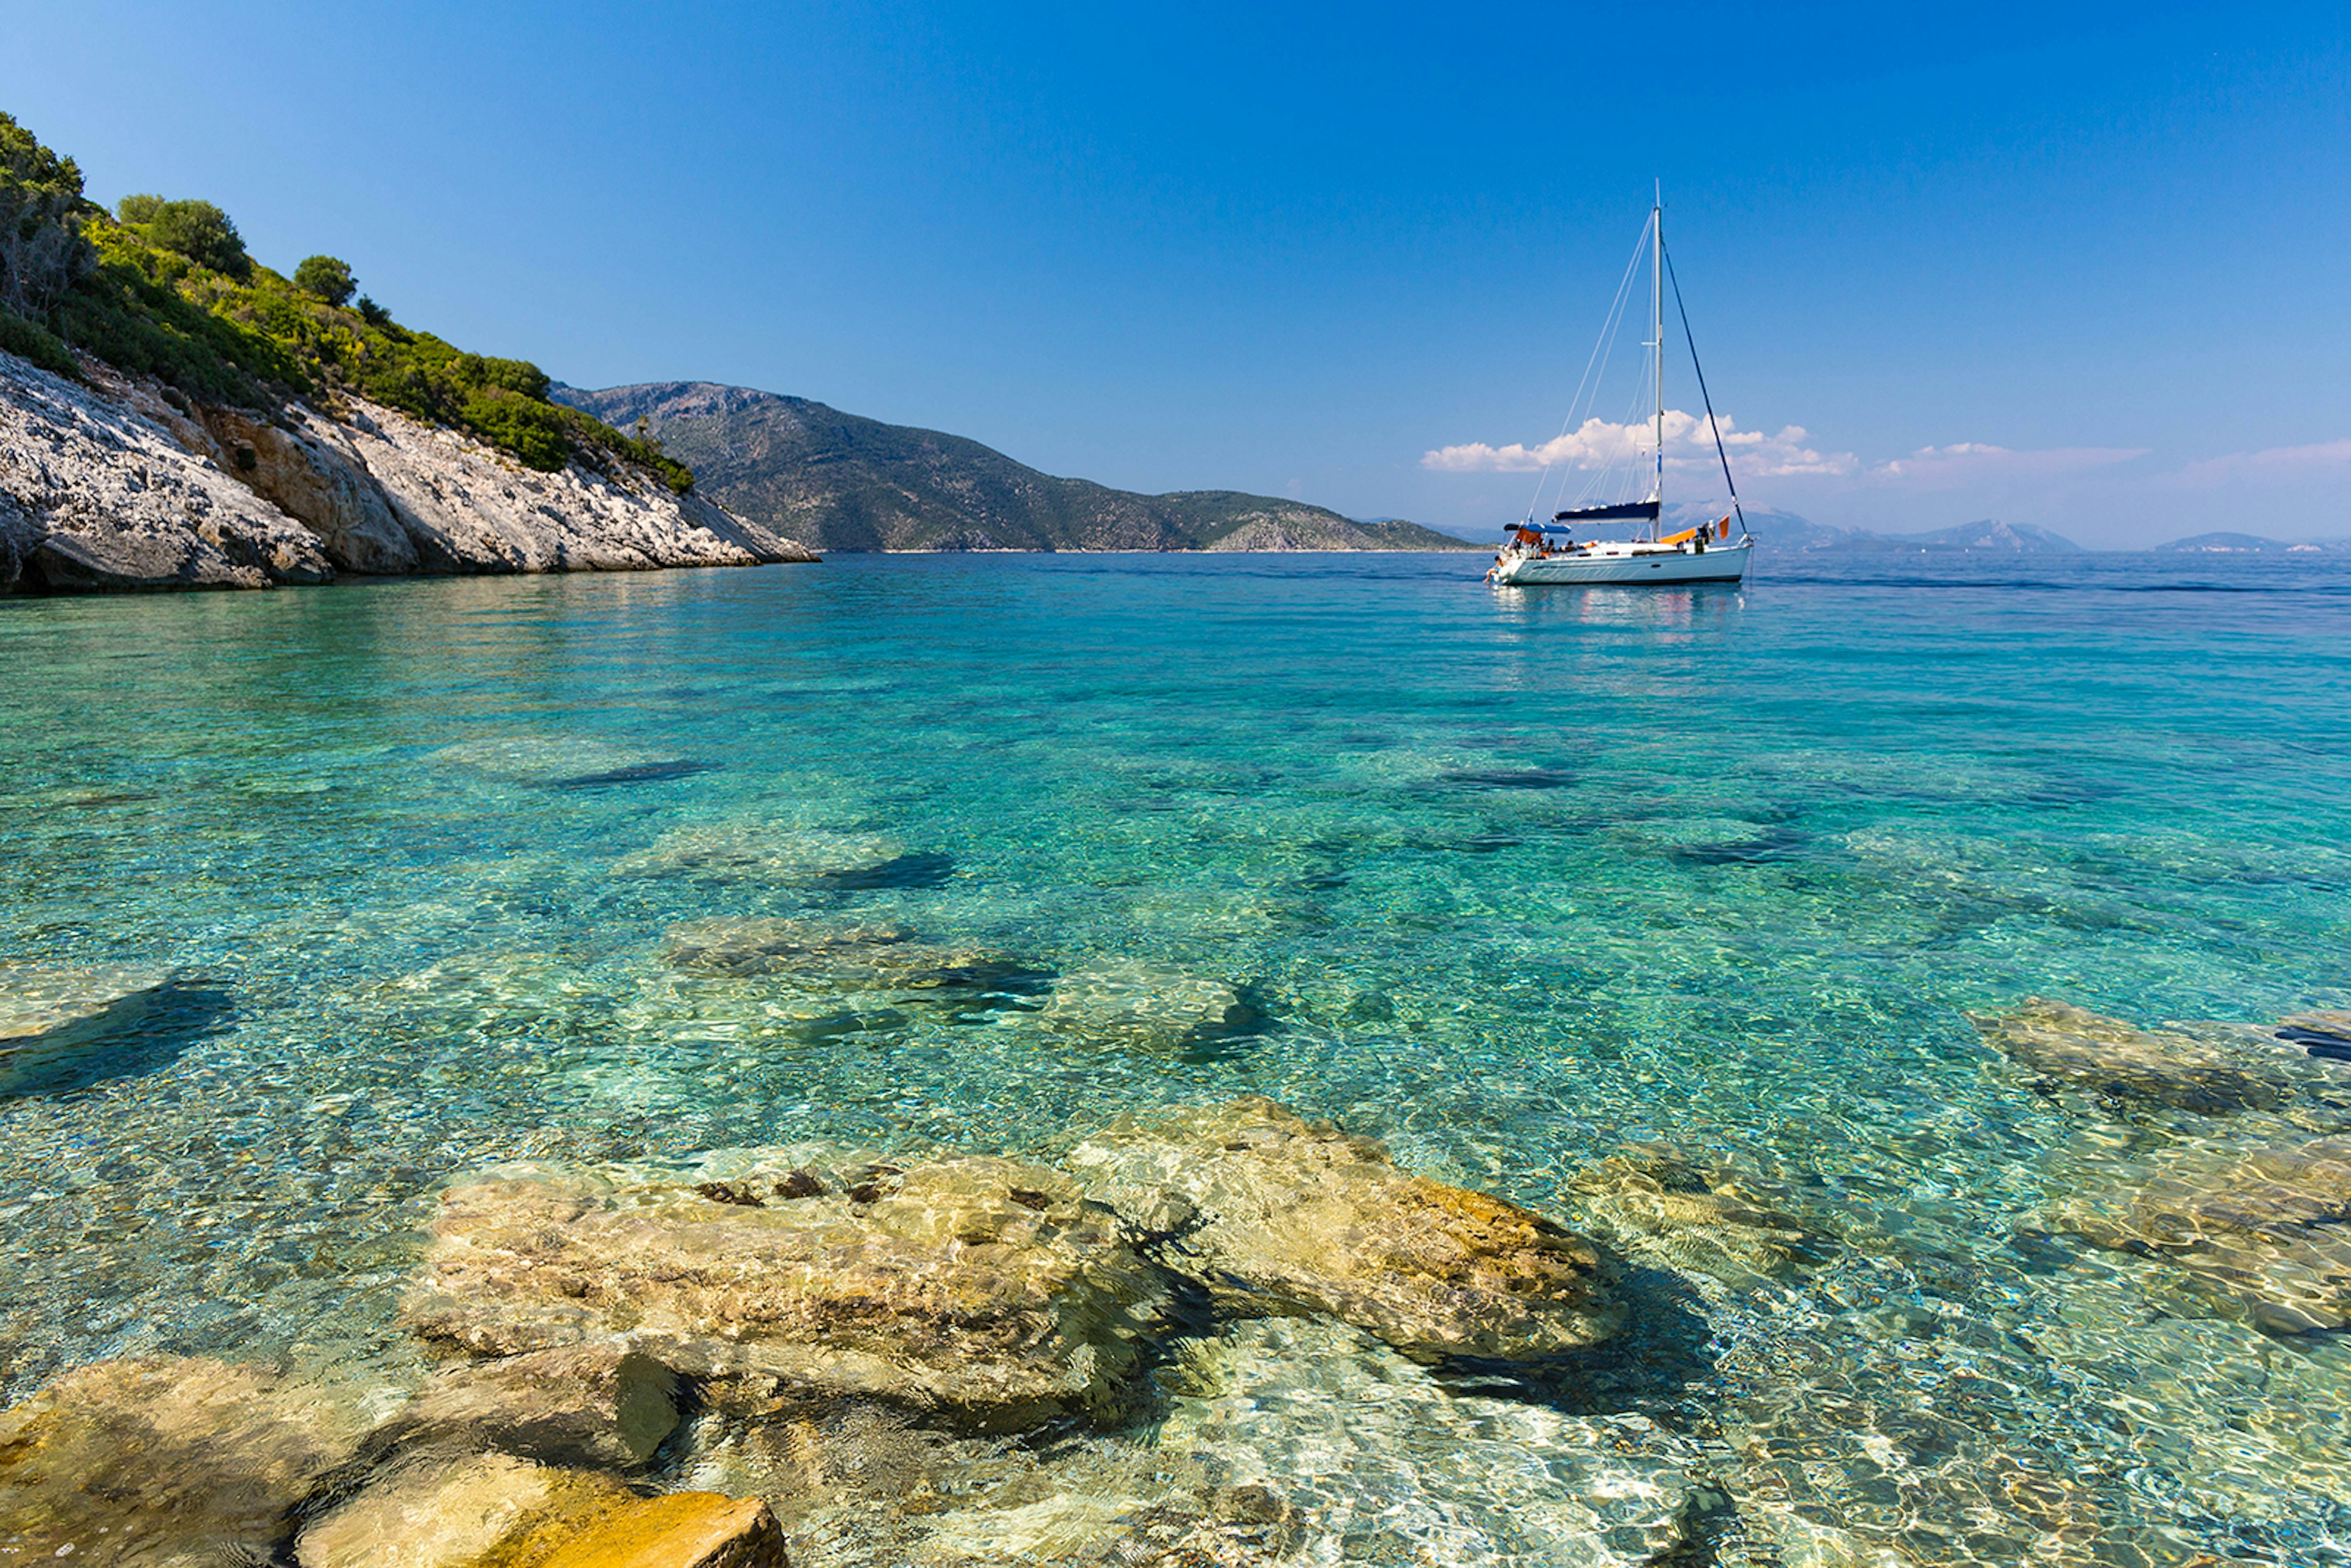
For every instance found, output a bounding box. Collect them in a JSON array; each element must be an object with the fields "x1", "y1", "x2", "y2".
[
  {"x1": 557, "y1": 381, "x2": 1476, "y2": 552},
  {"x1": 0, "y1": 111, "x2": 686, "y2": 491}
]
